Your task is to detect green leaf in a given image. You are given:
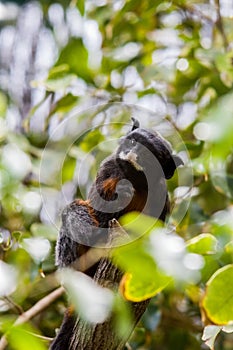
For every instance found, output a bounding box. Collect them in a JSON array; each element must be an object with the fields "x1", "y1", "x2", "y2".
[
  {"x1": 113, "y1": 237, "x2": 171, "y2": 302},
  {"x1": 225, "y1": 241, "x2": 233, "y2": 254},
  {"x1": 56, "y1": 38, "x2": 92, "y2": 82},
  {"x1": 47, "y1": 64, "x2": 70, "y2": 79},
  {"x1": 202, "y1": 265, "x2": 233, "y2": 324},
  {"x1": 50, "y1": 93, "x2": 79, "y2": 115},
  {"x1": 0, "y1": 91, "x2": 8, "y2": 116},
  {"x1": 112, "y1": 214, "x2": 169, "y2": 301},
  {"x1": 186, "y1": 234, "x2": 219, "y2": 255},
  {"x1": 80, "y1": 129, "x2": 105, "y2": 152},
  {"x1": 32, "y1": 65, "x2": 77, "y2": 92},
  {"x1": 7, "y1": 324, "x2": 47, "y2": 350},
  {"x1": 77, "y1": 0, "x2": 85, "y2": 16},
  {"x1": 112, "y1": 294, "x2": 132, "y2": 338},
  {"x1": 121, "y1": 268, "x2": 171, "y2": 302},
  {"x1": 119, "y1": 212, "x2": 163, "y2": 239},
  {"x1": 30, "y1": 223, "x2": 58, "y2": 241},
  {"x1": 62, "y1": 156, "x2": 76, "y2": 183},
  {"x1": 44, "y1": 74, "x2": 77, "y2": 92}
]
